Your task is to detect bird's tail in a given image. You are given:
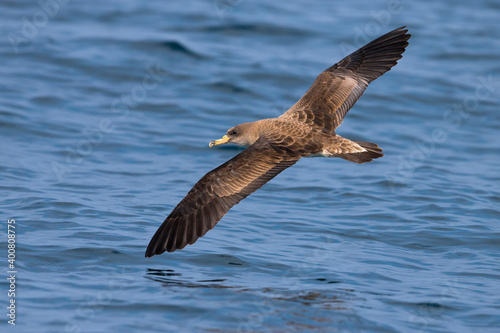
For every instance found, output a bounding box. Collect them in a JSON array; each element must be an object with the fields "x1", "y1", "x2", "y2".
[{"x1": 338, "y1": 141, "x2": 383, "y2": 164}]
